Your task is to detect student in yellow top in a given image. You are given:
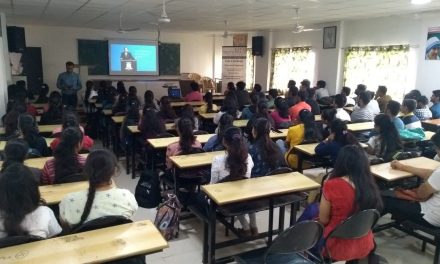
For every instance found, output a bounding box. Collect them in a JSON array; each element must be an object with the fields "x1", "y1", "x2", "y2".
[
  {"x1": 199, "y1": 92, "x2": 218, "y2": 114},
  {"x1": 277, "y1": 109, "x2": 322, "y2": 168}
]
